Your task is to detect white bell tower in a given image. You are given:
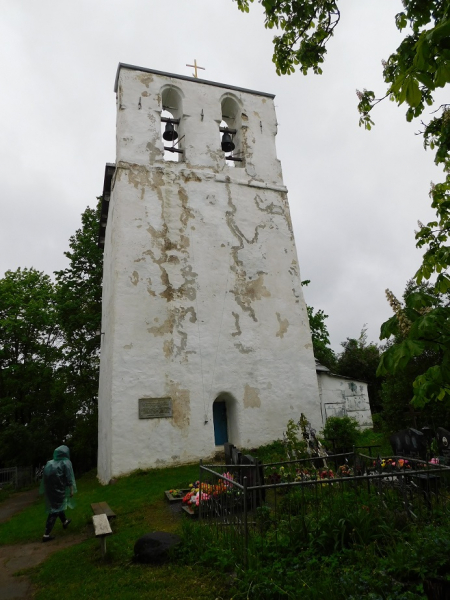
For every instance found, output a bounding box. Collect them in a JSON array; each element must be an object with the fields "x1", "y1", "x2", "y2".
[{"x1": 97, "y1": 64, "x2": 320, "y2": 483}]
